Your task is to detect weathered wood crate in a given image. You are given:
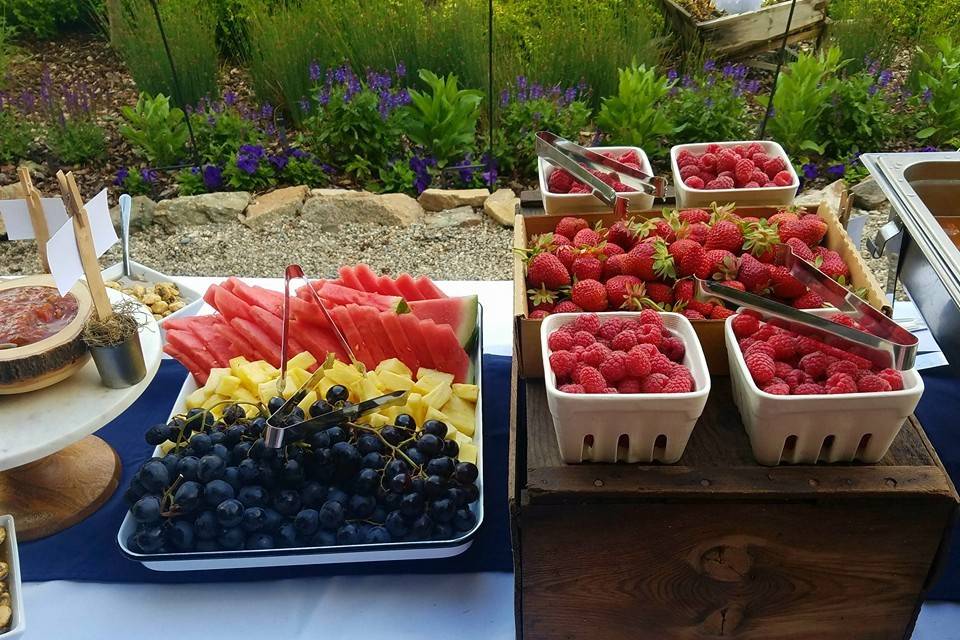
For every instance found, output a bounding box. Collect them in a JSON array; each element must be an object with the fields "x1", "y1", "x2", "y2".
[
  {"x1": 658, "y1": 0, "x2": 829, "y2": 59},
  {"x1": 509, "y1": 361, "x2": 959, "y2": 639}
]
